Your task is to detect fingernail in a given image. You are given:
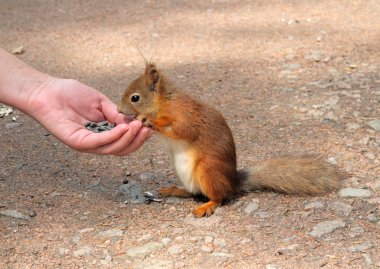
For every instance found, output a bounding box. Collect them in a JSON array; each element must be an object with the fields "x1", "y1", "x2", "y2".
[
  {"x1": 130, "y1": 122, "x2": 142, "y2": 135},
  {"x1": 118, "y1": 123, "x2": 129, "y2": 131},
  {"x1": 146, "y1": 129, "x2": 153, "y2": 138}
]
